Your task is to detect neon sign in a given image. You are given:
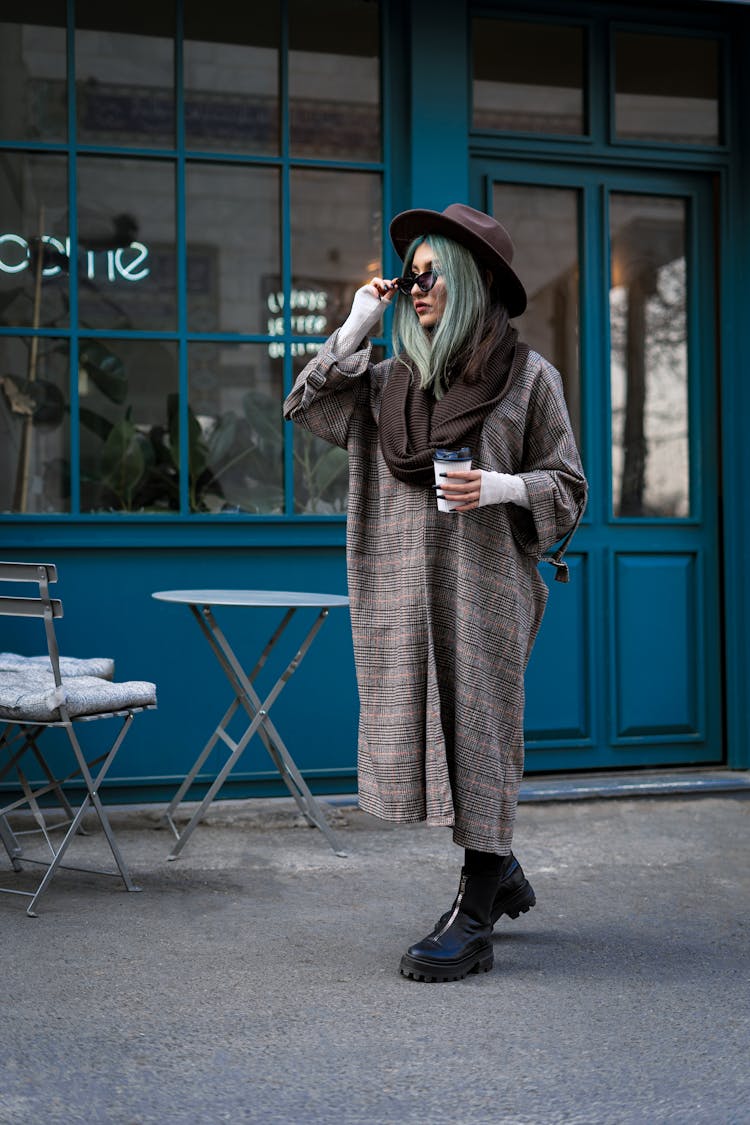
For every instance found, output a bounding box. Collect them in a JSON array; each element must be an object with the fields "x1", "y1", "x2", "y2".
[
  {"x1": 267, "y1": 288, "x2": 328, "y2": 358},
  {"x1": 0, "y1": 233, "x2": 150, "y2": 282}
]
